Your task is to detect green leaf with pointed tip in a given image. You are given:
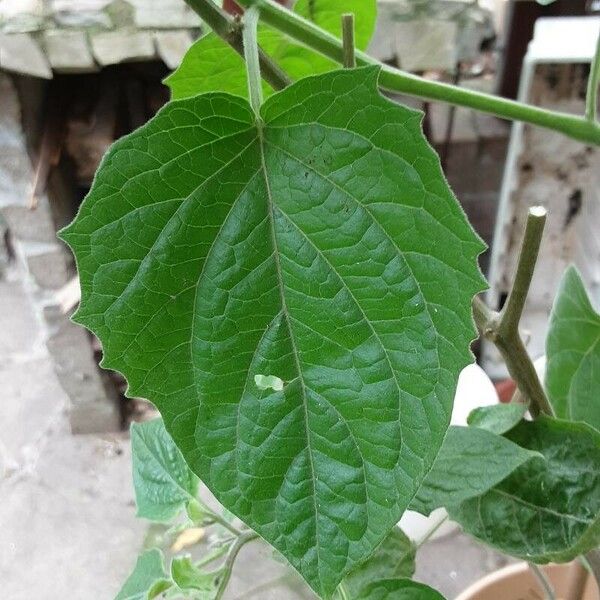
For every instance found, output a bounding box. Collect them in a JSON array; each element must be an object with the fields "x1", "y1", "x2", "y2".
[
  {"x1": 165, "y1": 32, "x2": 250, "y2": 101},
  {"x1": 467, "y1": 403, "x2": 528, "y2": 435},
  {"x1": 165, "y1": 0, "x2": 377, "y2": 100},
  {"x1": 116, "y1": 549, "x2": 172, "y2": 600},
  {"x1": 410, "y1": 425, "x2": 541, "y2": 516},
  {"x1": 449, "y1": 416, "x2": 600, "y2": 563},
  {"x1": 545, "y1": 266, "x2": 600, "y2": 431},
  {"x1": 131, "y1": 418, "x2": 199, "y2": 522},
  {"x1": 171, "y1": 556, "x2": 219, "y2": 596},
  {"x1": 60, "y1": 66, "x2": 485, "y2": 598},
  {"x1": 357, "y1": 579, "x2": 445, "y2": 600},
  {"x1": 343, "y1": 527, "x2": 416, "y2": 600}
]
